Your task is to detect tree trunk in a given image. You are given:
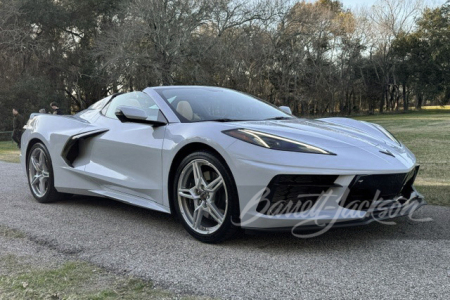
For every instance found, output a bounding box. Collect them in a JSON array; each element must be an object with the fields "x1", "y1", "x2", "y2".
[
  {"x1": 348, "y1": 89, "x2": 354, "y2": 115},
  {"x1": 379, "y1": 86, "x2": 385, "y2": 113},
  {"x1": 395, "y1": 94, "x2": 400, "y2": 112},
  {"x1": 403, "y1": 83, "x2": 408, "y2": 111},
  {"x1": 416, "y1": 92, "x2": 423, "y2": 109}
]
